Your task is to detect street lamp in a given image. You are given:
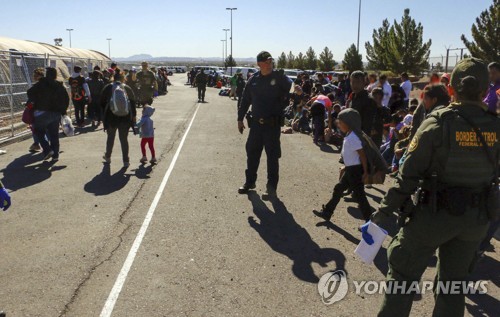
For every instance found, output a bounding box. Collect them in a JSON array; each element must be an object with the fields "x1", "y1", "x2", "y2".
[
  {"x1": 221, "y1": 40, "x2": 226, "y2": 66},
  {"x1": 222, "y1": 28, "x2": 229, "y2": 64},
  {"x1": 106, "y1": 38, "x2": 112, "y2": 59},
  {"x1": 226, "y1": 8, "x2": 237, "y2": 75},
  {"x1": 356, "y1": 0, "x2": 361, "y2": 52},
  {"x1": 66, "y1": 28, "x2": 74, "y2": 48}
]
